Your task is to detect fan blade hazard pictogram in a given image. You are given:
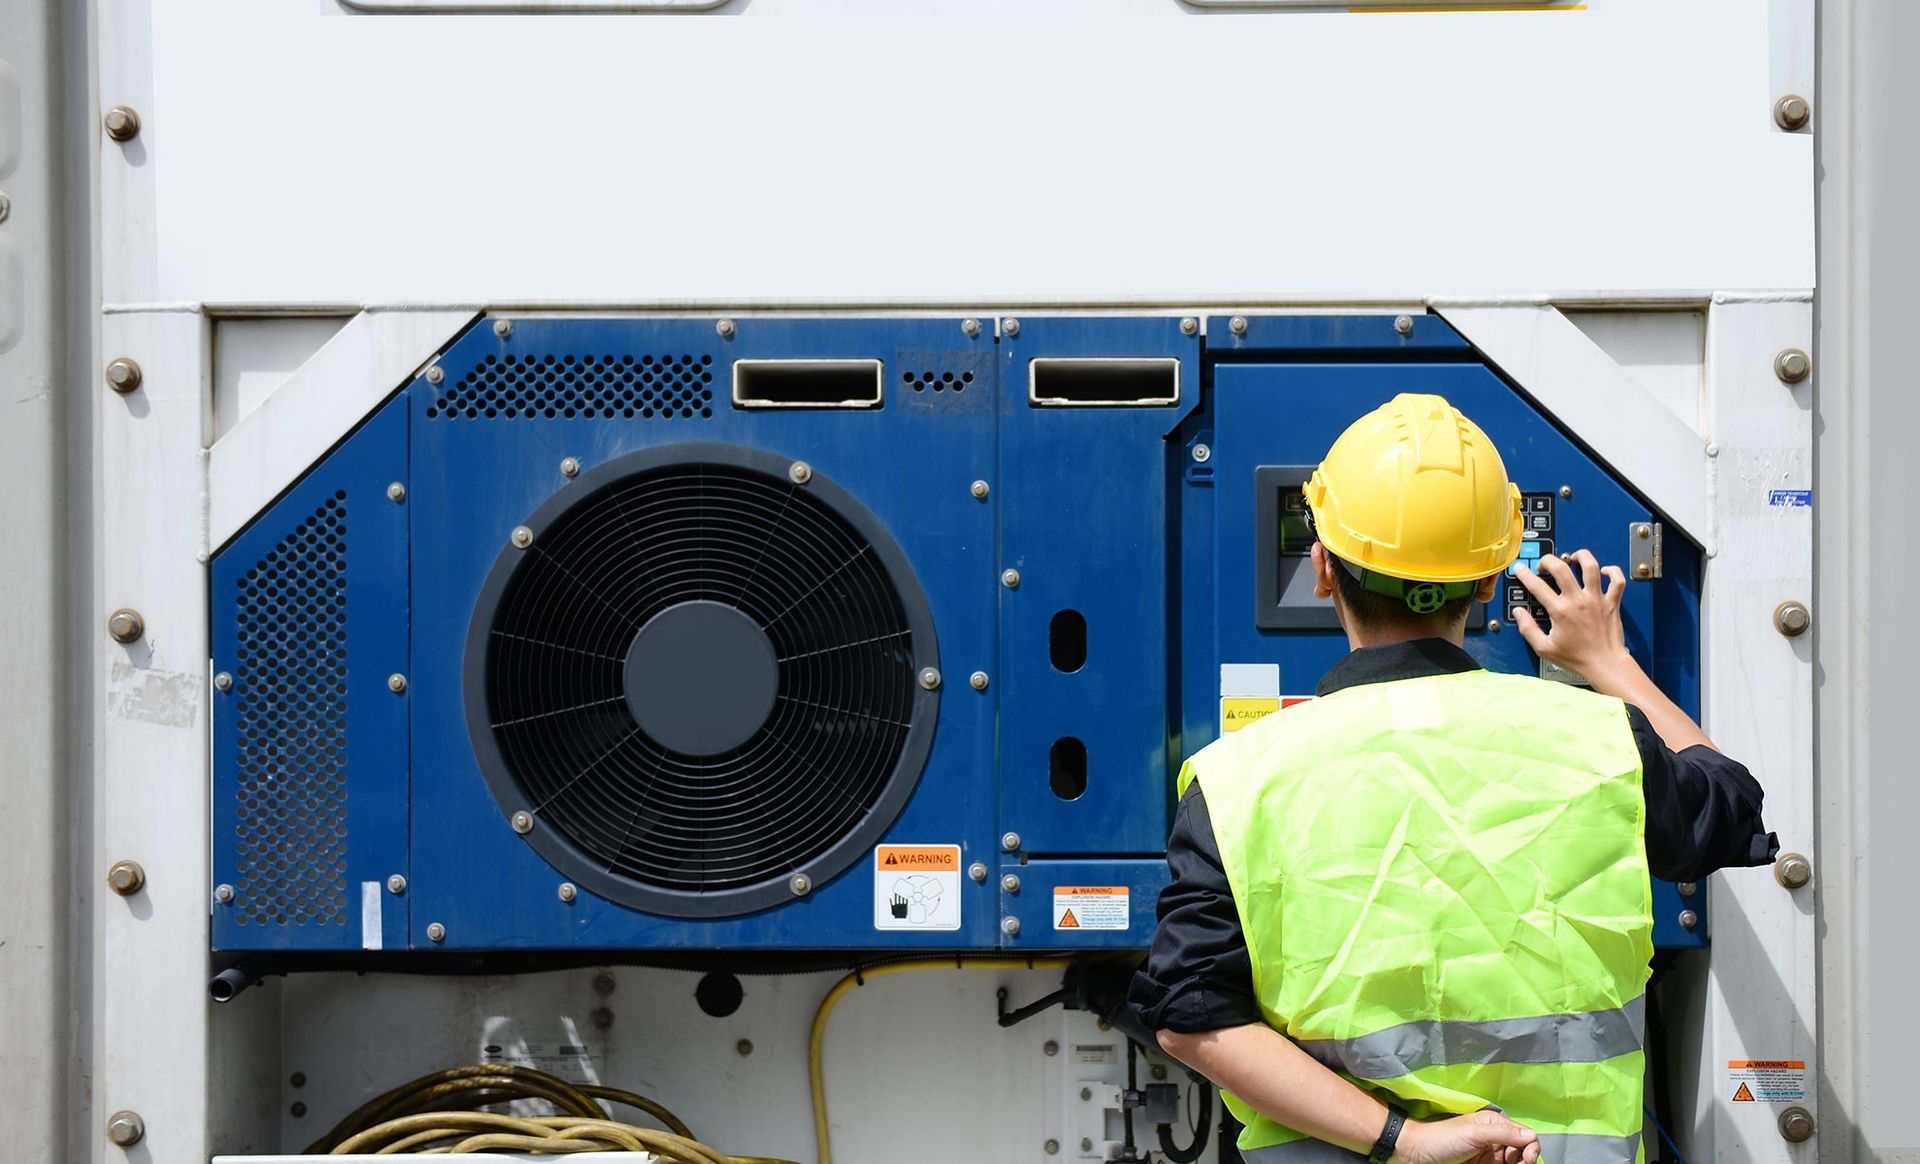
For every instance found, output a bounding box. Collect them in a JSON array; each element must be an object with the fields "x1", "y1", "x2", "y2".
[
  {"x1": 1058, "y1": 908, "x2": 1080, "y2": 928},
  {"x1": 1732, "y1": 1083, "x2": 1755, "y2": 1102}
]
